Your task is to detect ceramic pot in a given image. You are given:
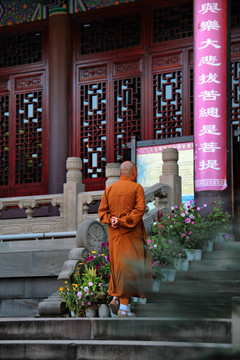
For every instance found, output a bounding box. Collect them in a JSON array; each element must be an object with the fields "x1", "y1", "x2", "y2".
[
  {"x1": 160, "y1": 268, "x2": 168, "y2": 282},
  {"x1": 184, "y1": 249, "x2": 195, "y2": 261},
  {"x1": 85, "y1": 307, "x2": 97, "y2": 318},
  {"x1": 206, "y1": 240, "x2": 214, "y2": 252},
  {"x1": 194, "y1": 249, "x2": 202, "y2": 261},
  {"x1": 98, "y1": 304, "x2": 110, "y2": 318},
  {"x1": 152, "y1": 279, "x2": 161, "y2": 292},
  {"x1": 167, "y1": 269, "x2": 176, "y2": 282},
  {"x1": 181, "y1": 259, "x2": 189, "y2": 271},
  {"x1": 174, "y1": 259, "x2": 182, "y2": 270}
]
